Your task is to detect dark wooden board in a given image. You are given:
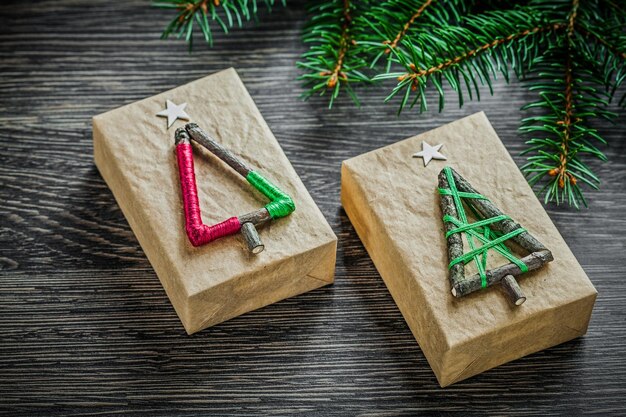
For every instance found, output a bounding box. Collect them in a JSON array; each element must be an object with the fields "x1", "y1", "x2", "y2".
[{"x1": 1, "y1": 1, "x2": 625, "y2": 415}]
